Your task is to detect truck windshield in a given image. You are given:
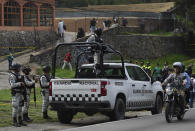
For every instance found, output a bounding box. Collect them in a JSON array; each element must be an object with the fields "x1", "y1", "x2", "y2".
[{"x1": 77, "y1": 67, "x2": 124, "y2": 79}]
